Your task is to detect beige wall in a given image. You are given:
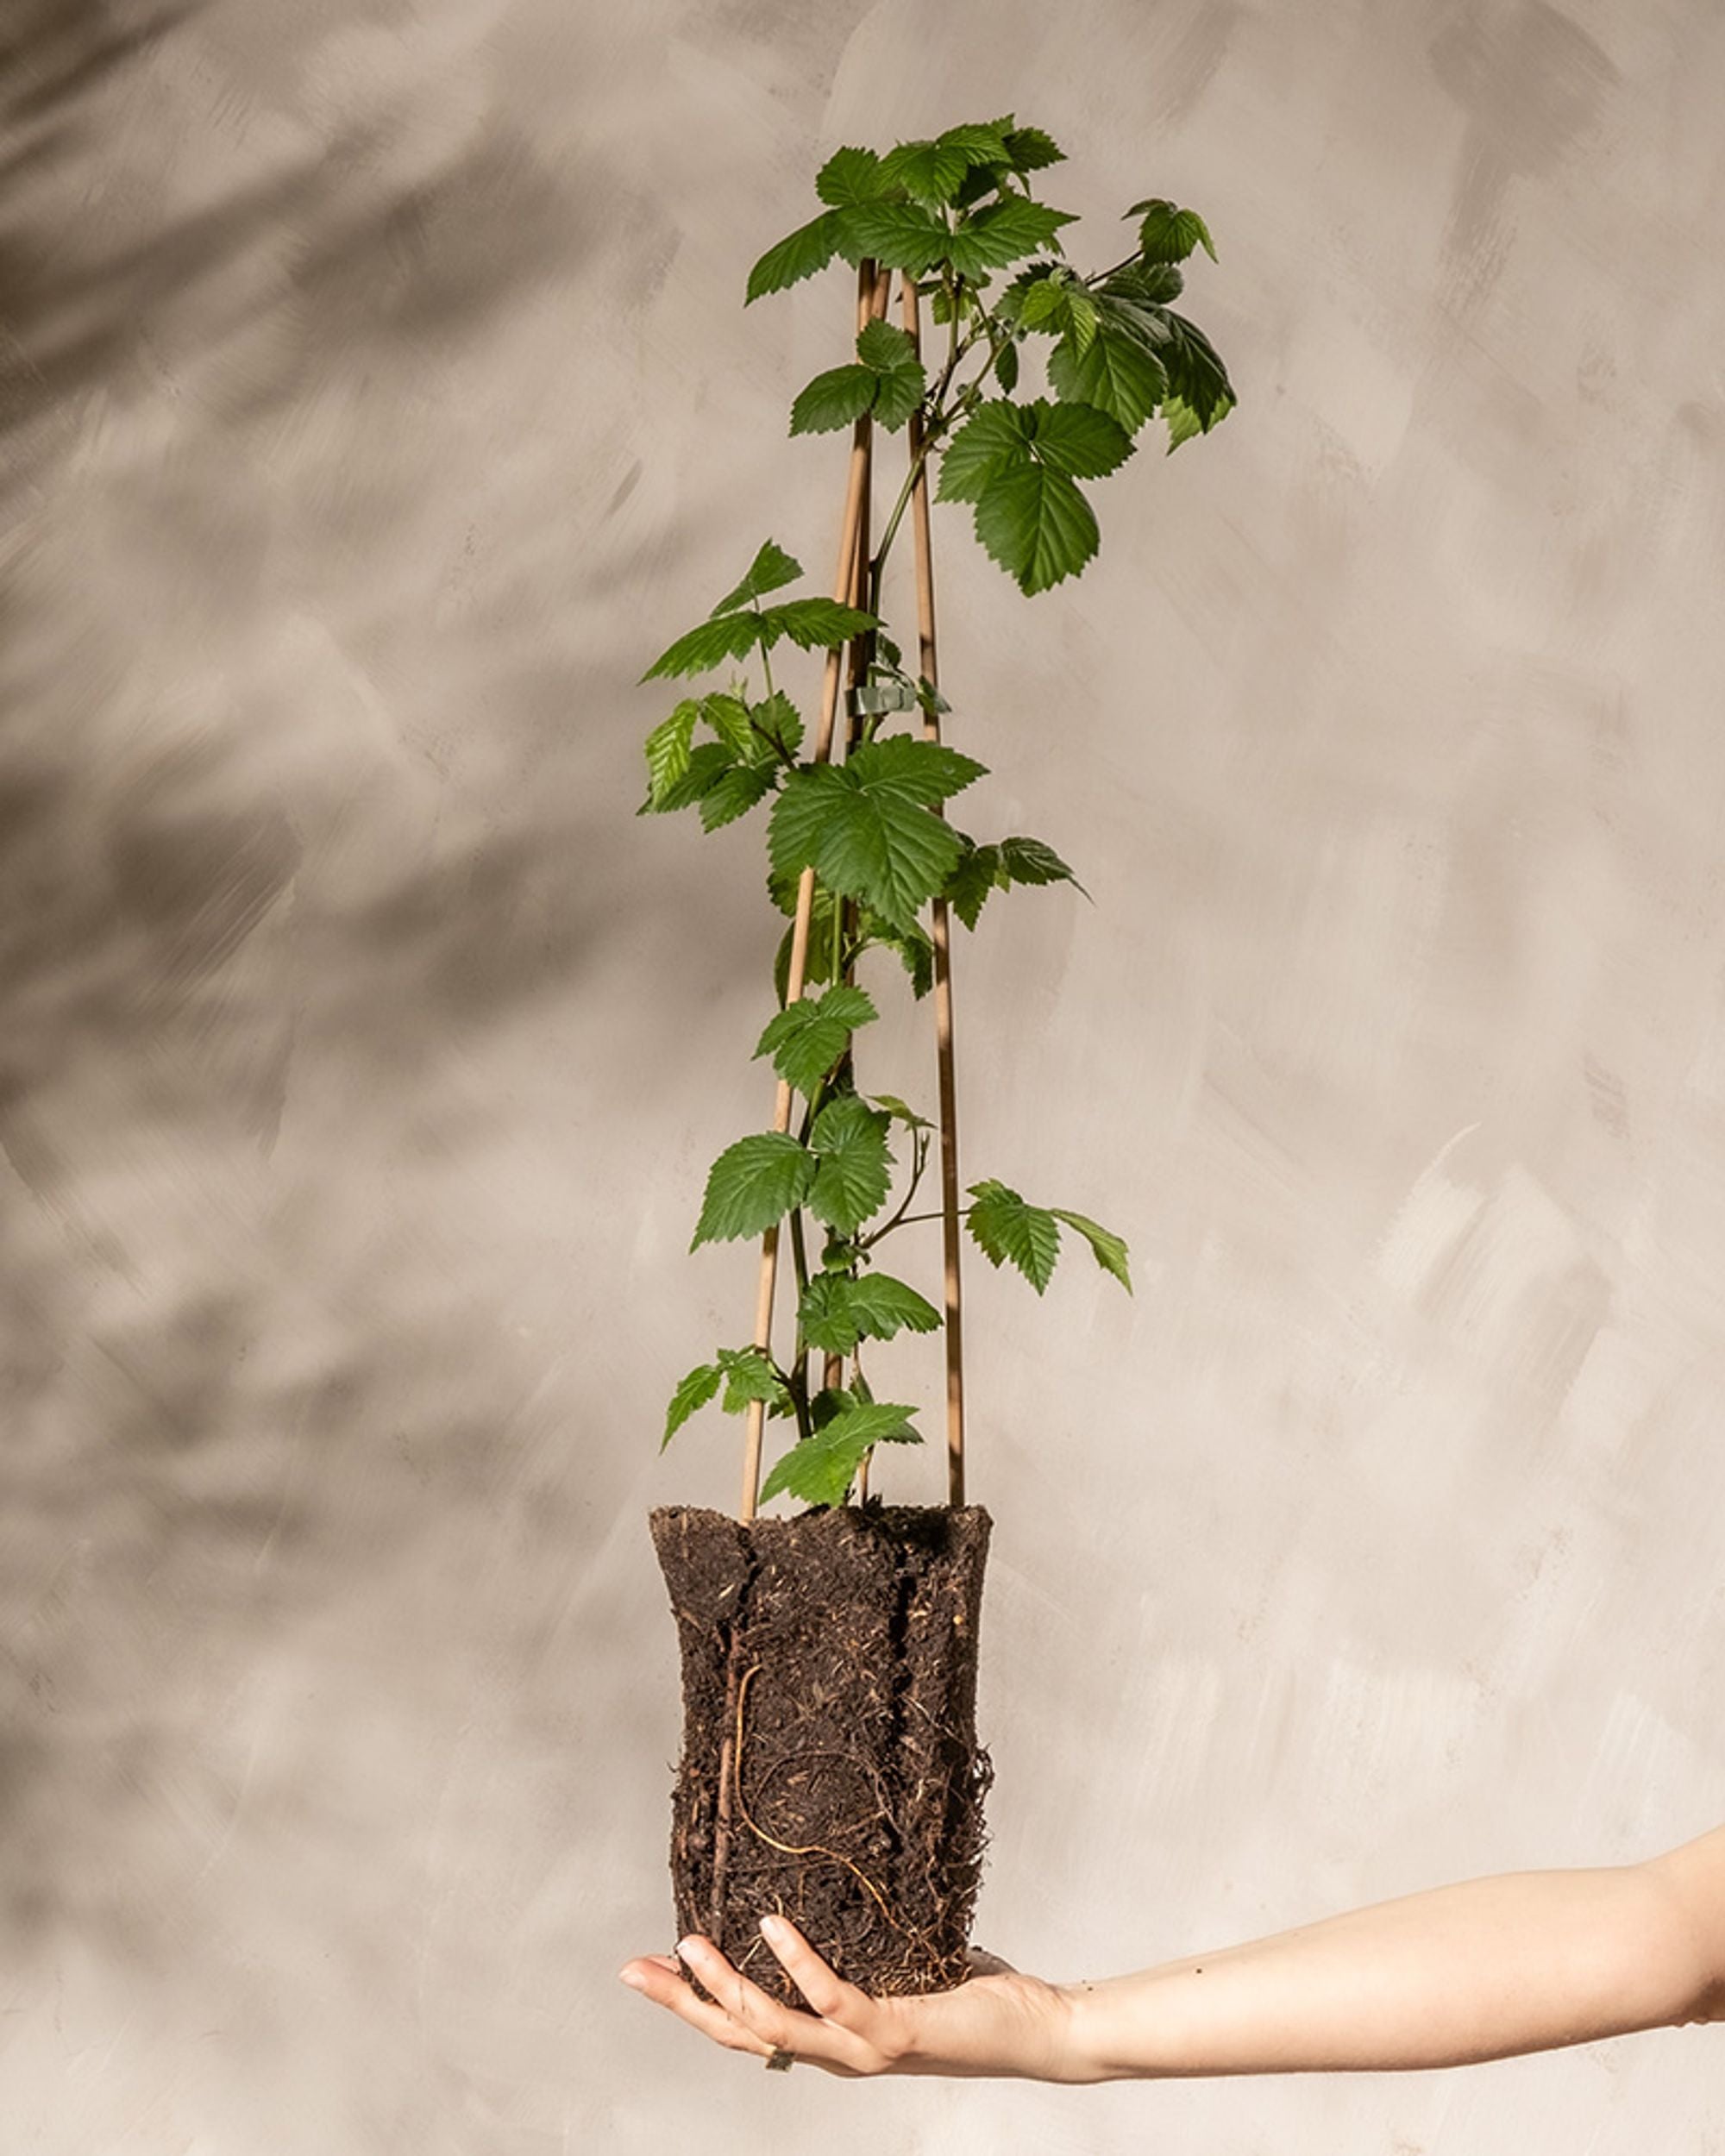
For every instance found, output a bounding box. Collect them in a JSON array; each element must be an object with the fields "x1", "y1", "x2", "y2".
[{"x1": 3, "y1": 0, "x2": 1722, "y2": 2147}]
